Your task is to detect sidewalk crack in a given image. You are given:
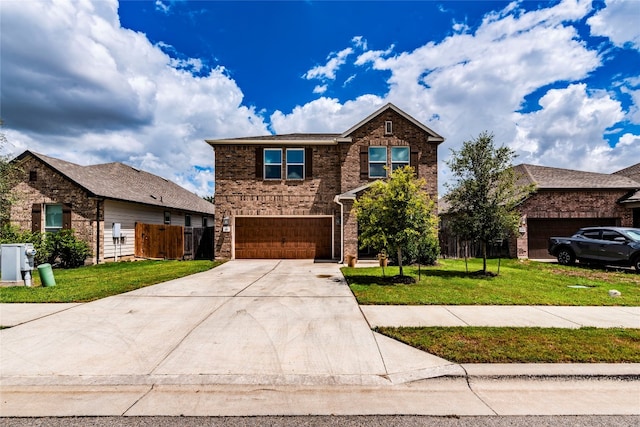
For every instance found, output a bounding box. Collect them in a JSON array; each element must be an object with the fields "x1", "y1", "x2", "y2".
[{"x1": 461, "y1": 365, "x2": 498, "y2": 415}]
